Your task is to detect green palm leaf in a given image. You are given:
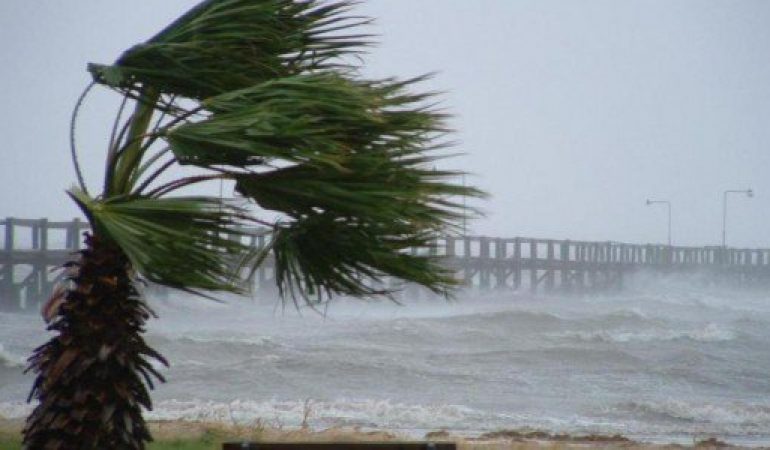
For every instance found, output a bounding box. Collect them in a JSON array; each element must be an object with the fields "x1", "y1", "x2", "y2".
[
  {"x1": 76, "y1": 0, "x2": 485, "y2": 299},
  {"x1": 268, "y1": 213, "x2": 456, "y2": 300},
  {"x1": 88, "y1": 0, "x2": 369, "y2": 99},
  {"x1": 69, "y1": 189, "x2": 259, "y2": 293},
  {"x1": 234, "y1": 156, "x2": 477, "y2": 223},
  {"x1": 165, "y1": 73, "x2": 442, "y2": 169}
]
